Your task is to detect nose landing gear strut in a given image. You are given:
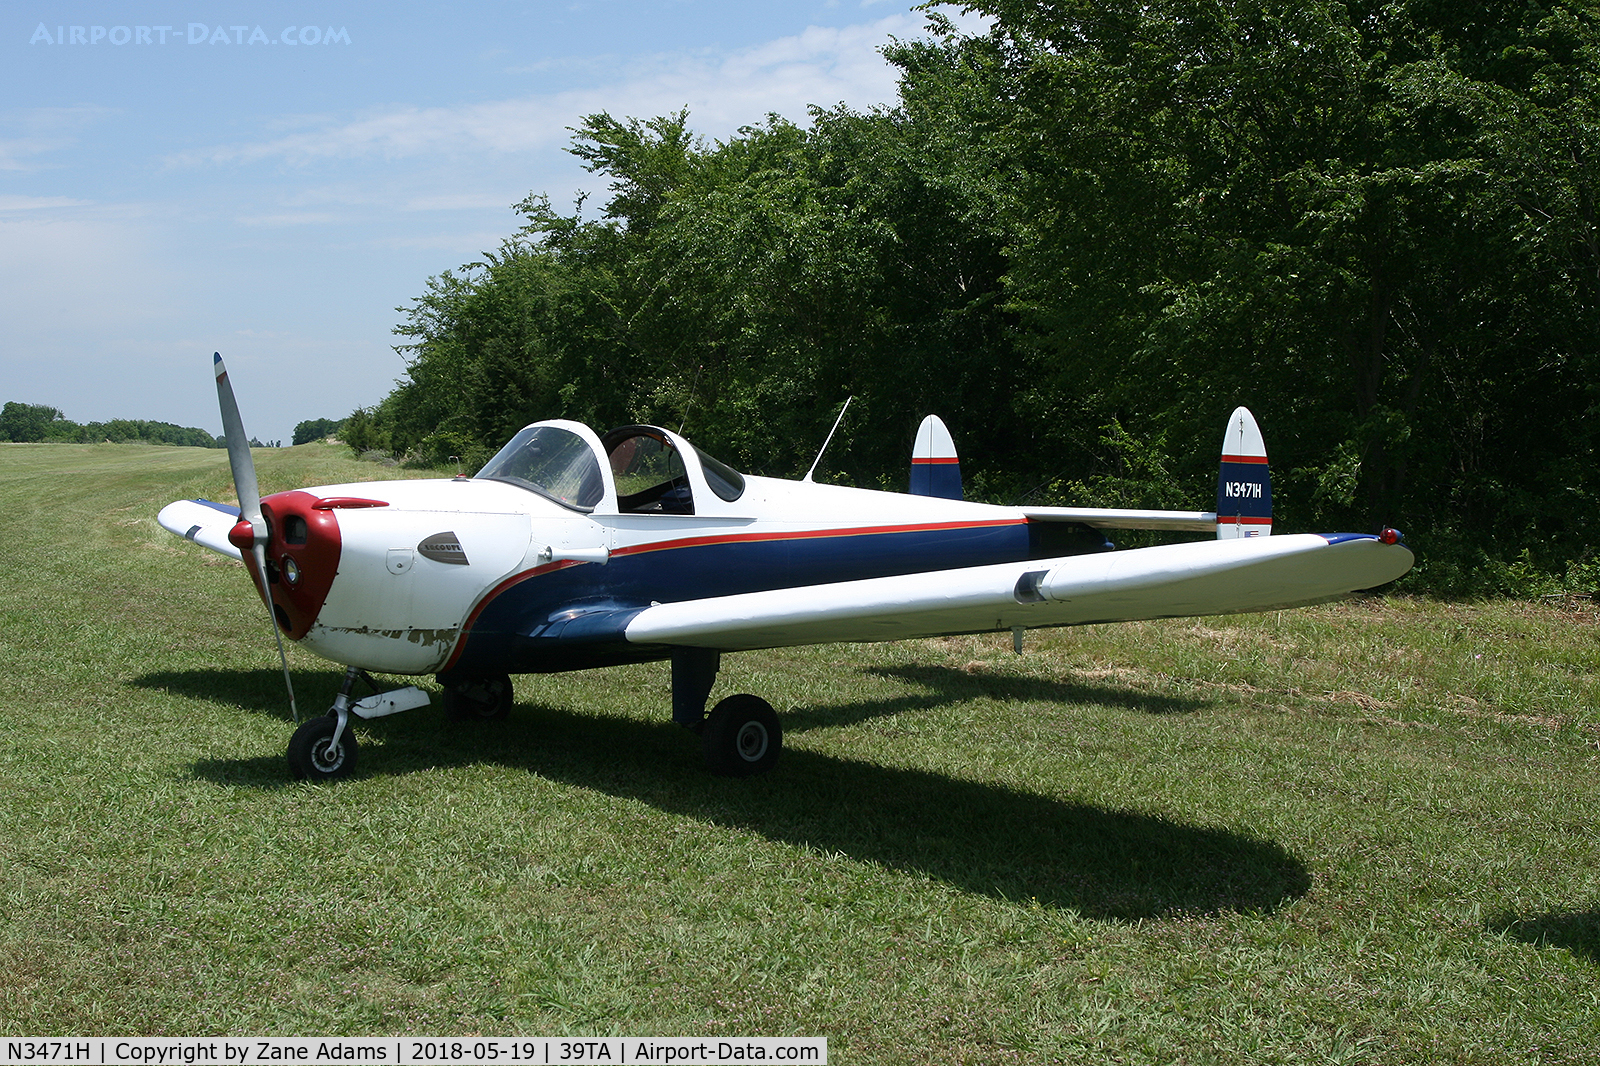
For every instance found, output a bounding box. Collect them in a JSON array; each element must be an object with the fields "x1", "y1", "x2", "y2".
[{"x1": 286, "y1": 666, "x2": 431, "y2": 780}]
